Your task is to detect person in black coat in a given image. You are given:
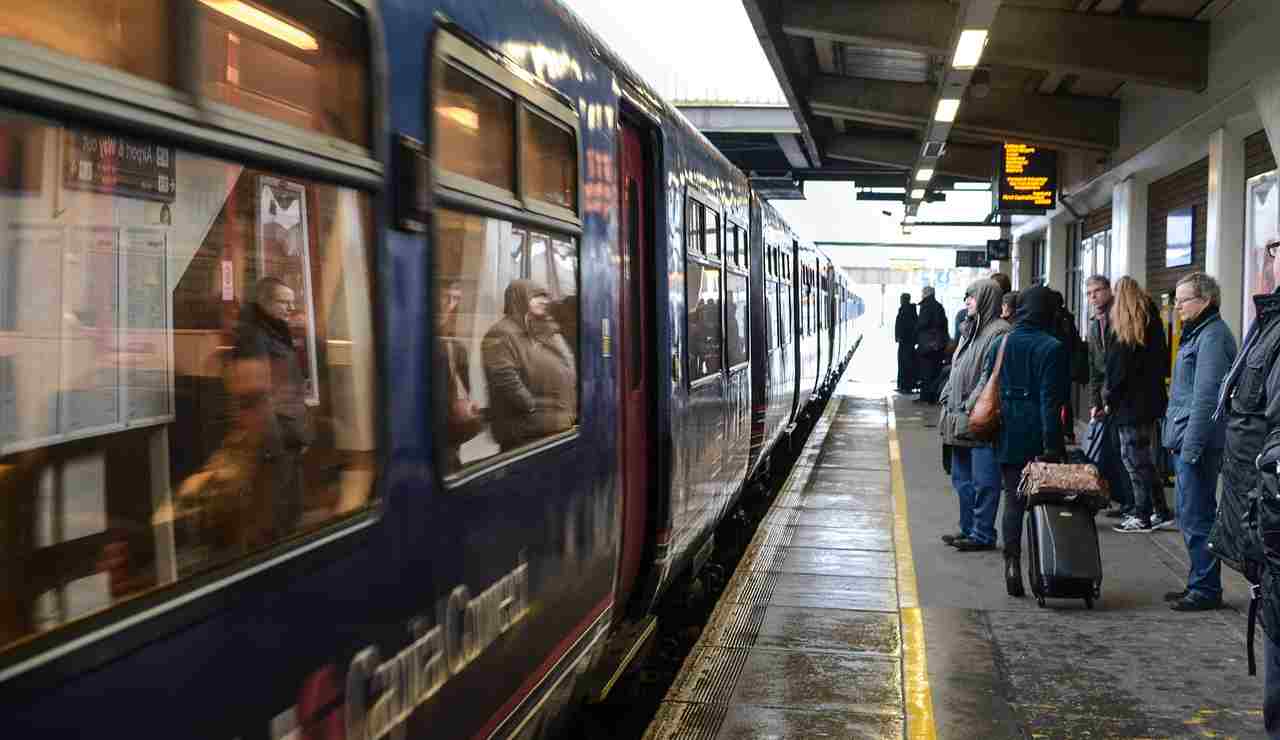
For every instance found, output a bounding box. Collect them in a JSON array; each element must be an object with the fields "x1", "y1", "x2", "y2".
[
  {"x1": 915, "y1": 286, "x2": 949, "y2": 403},
  {"x1": 895, "y1": 293, "x2": 918, "y2": 393},
  {"x1": 1104, "y1": 276, "x2": 1172, "y2": 533}
]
